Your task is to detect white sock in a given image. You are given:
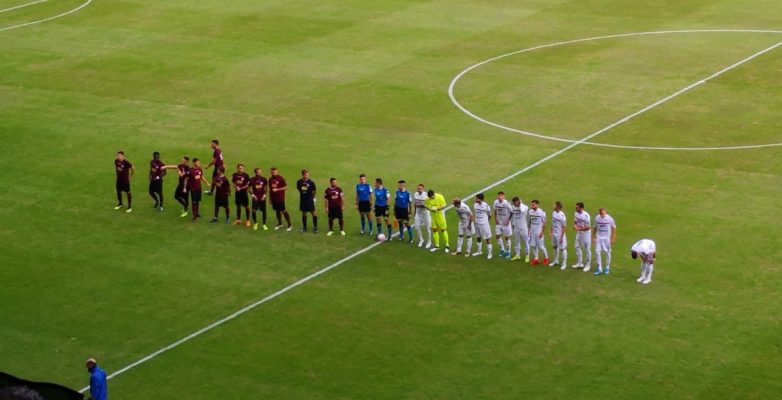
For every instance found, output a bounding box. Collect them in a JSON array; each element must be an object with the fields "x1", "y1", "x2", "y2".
[
  {"x1": 576, "y1": 247, "x2": 583, "y2": 264},
  {"x1": 646, "y1": 264, "x2": 654, "y2": 281},
  {"x1": 533, "y1": 246, "x2": 539, "y2": 259},
  {"x1": 525, "y1": 240, "x2": 530, "y2": 255},
  {"x1": 596, "y1": 250, "x2": 603, "y2": 269},
  {"x1": 476, "y1": 241, "x2": 483, "y2": 253},
  {"x1": 415, "y1": 225, "x2": 422, "y2": 241},
  {"x1": 540, "y1": 245, "x2": 548, "y2": 259},
  {"x1": 506, "y1": 239, "x2": 511, "y2": 252},
  {"x1": 498, "y1": 238, "x2": 505, "y2": 252},
  {"x1": 562, "y1": 249, "x2": 568, "y2": 266},
  {"x1": 640, "y1": 263, "x2": 648, "y2": 279},
  {"x1": 466, "y1": 237, "x2": 472, "y2": 253},
  {"x1": 553, "y1": 247, "x2": 559, "y2": 263},
  {"x1": 456, "y1": 236, "x2": 463, "y2": 252},
  {"x1": 487, "y1": 244, "x2": 493, "y2": 255},
  {"x1": 514, "y1": 240, "x2": 521, "y2": 257},
  {"x1": 606, "y1": 251, "x2": 611, "y2": 268}
]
